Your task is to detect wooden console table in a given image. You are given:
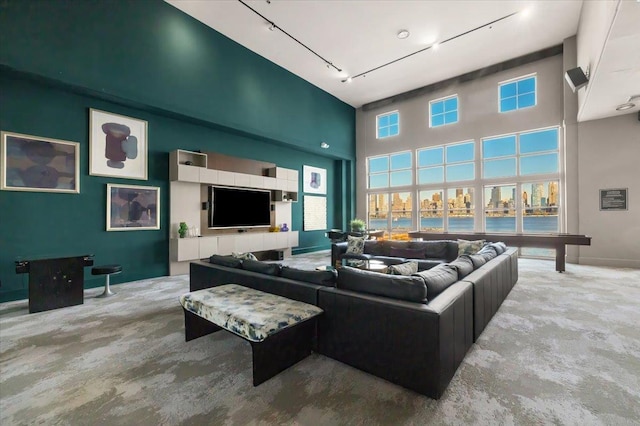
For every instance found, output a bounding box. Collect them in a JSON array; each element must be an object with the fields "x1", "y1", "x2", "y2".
[{"x1": 407, "y1": 231, "x2": 591, "y2": 272}]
